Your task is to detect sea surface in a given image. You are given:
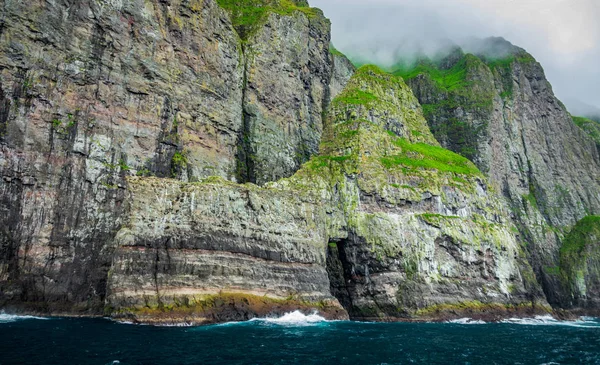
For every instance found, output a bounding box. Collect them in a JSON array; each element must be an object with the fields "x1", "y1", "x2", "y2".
[{"x1": 1, "y1": 311, "x2": 599, "y2": 364}]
